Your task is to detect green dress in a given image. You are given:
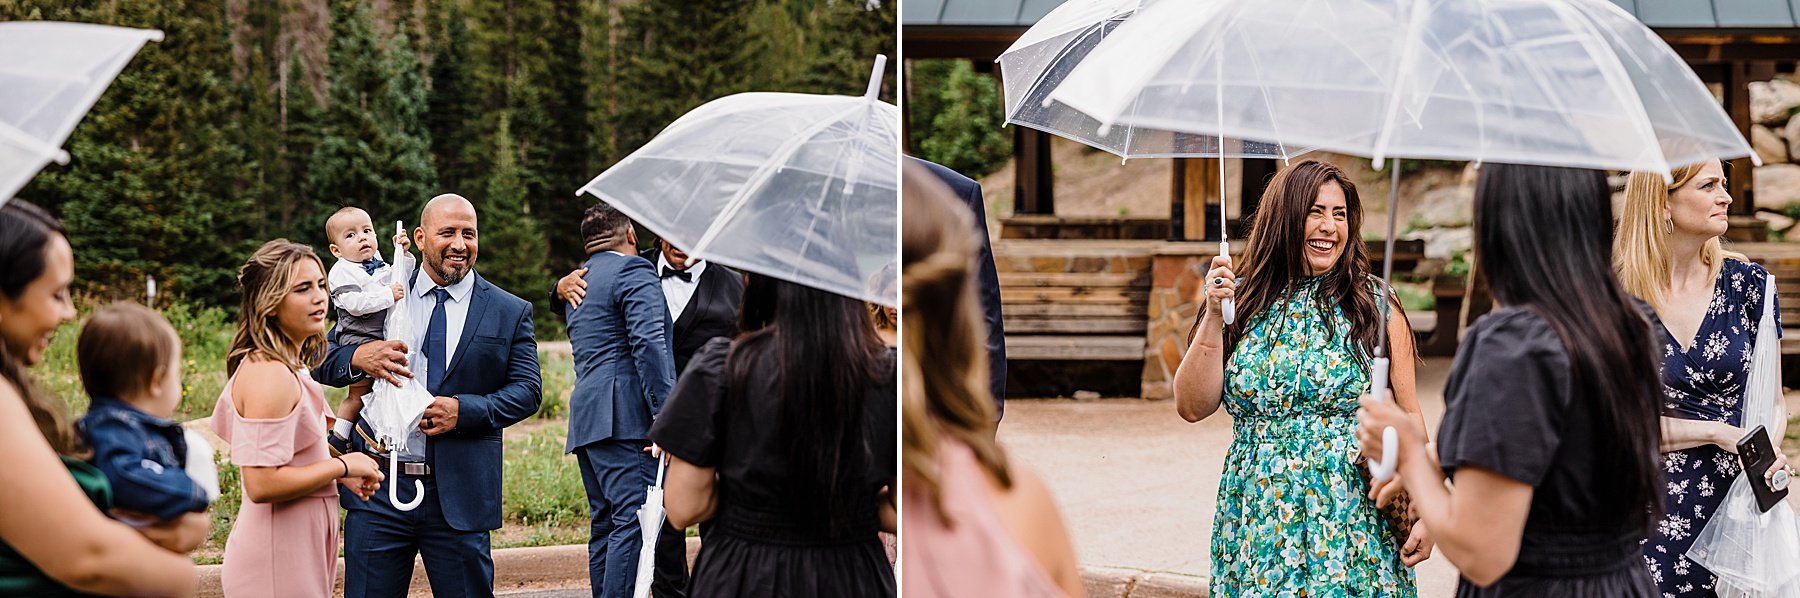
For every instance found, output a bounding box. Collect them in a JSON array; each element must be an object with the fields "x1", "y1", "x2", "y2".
[
  {"x1": 0, "y1": 456, "x2": 110, "y2": 597},
  {"x1": 1211, "y1": 276, "x2": 1415, "y2": 597}
]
